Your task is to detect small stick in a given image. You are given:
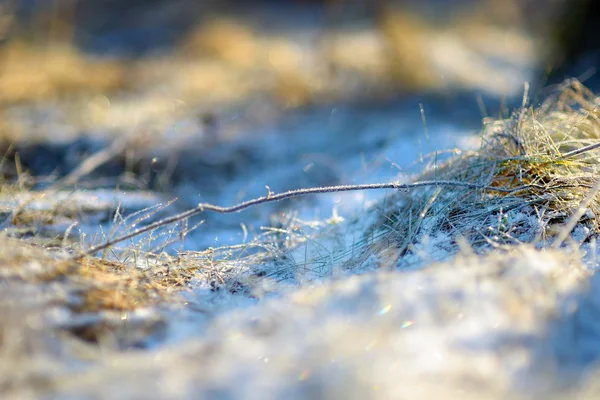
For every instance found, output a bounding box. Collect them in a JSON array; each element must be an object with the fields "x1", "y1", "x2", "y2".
[
  {"x1": 561, "y1": 142, "x2": 600, "y2": 159},
  {"x1": 70, "y1": 179, "x2": 531, "y2": 260}
]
